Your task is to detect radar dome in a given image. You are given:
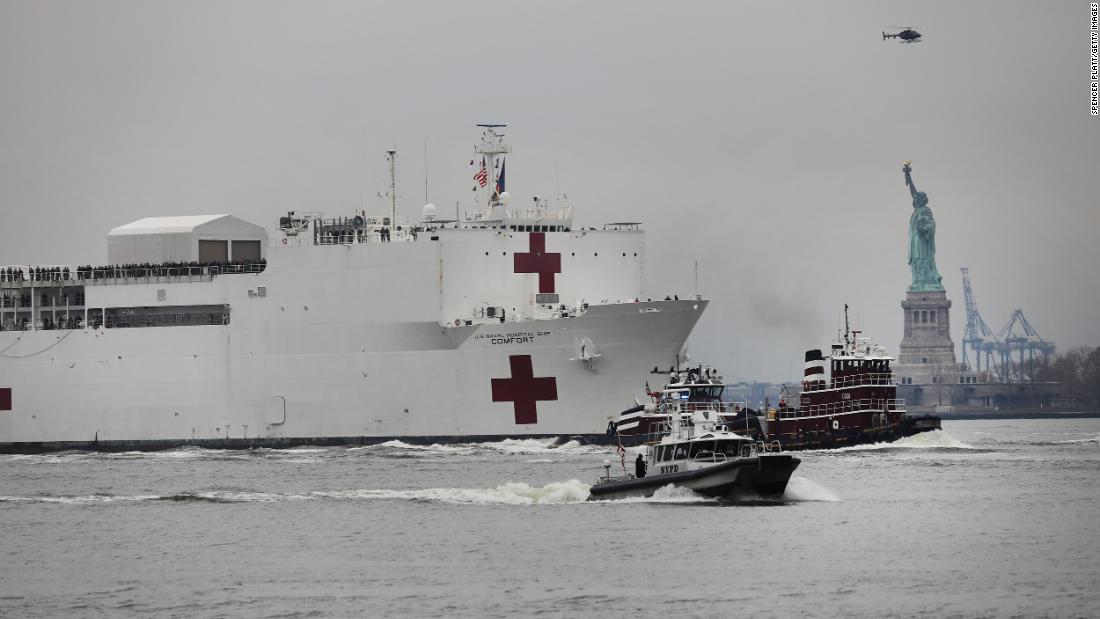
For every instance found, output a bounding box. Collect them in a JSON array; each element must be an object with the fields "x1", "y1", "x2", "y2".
[
  {"x1": 499, "y1": 191, "x2": 511, "y2": 205},
  {"x1": 422, "y1": 203, "x2": 437, "y2": 221}
]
